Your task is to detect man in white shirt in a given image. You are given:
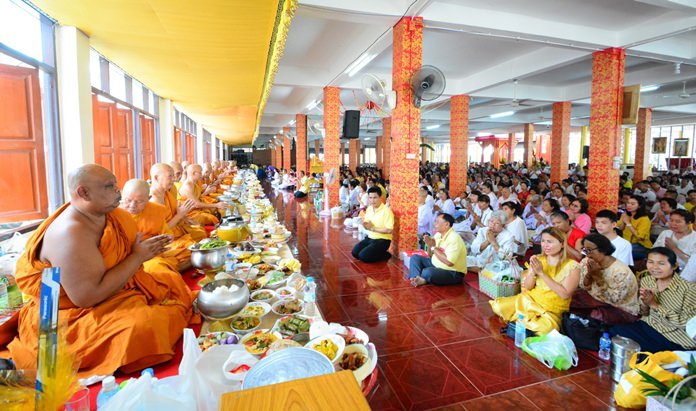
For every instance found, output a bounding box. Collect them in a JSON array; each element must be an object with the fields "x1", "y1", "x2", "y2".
[
  {"x1": 634, "y1": 181, "x2": 657, "y2": 204},
  {"x1": 653, "y1": 209, "x2": 696, "y2": 270},
  {"x1": 594, "y1": 210, "x2": 633, "y2": 266}
]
